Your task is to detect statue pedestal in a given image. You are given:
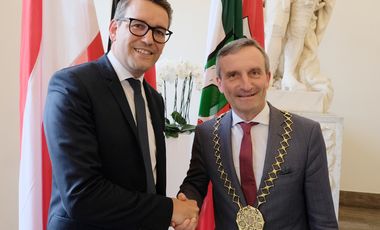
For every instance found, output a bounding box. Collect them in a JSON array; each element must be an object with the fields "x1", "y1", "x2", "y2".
[{"x1": 267, "y1": 88, "x2": 326, "y2": 113}]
